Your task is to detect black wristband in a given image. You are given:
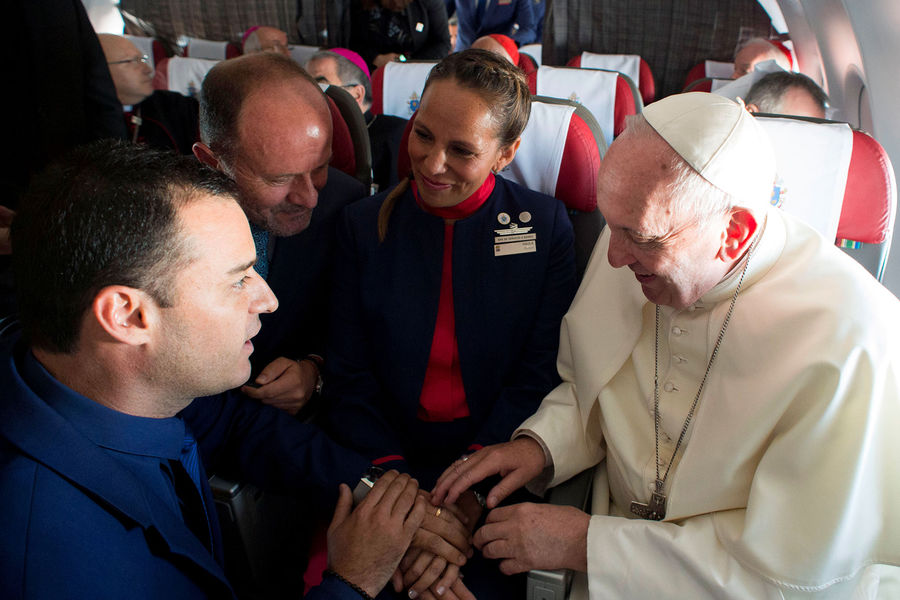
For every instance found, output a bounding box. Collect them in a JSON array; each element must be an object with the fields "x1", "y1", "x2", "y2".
[{"x1": 322, "y1": 568, "x2": 374, "y2": 600}]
